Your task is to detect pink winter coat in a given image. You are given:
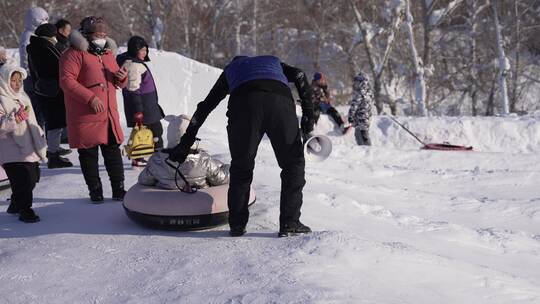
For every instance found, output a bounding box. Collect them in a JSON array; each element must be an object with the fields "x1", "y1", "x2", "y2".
[{"x1": 59, "y1": 31, "x2": 126, "y2": 149}]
